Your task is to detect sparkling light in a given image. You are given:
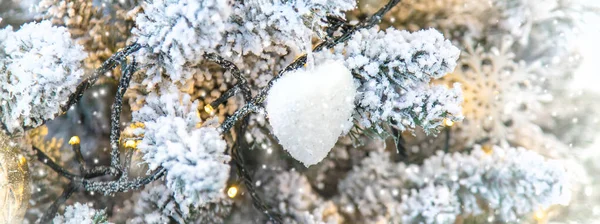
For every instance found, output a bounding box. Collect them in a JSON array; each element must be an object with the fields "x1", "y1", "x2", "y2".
[{"x1": 227, "y1": 186, "x2": 238, "y2": 198}]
